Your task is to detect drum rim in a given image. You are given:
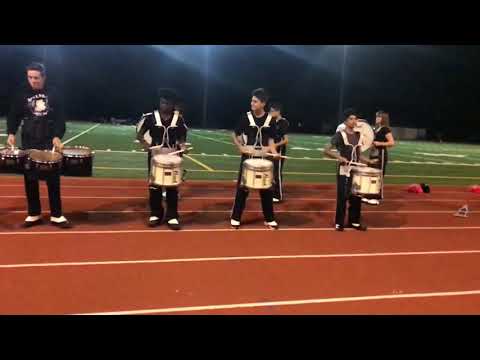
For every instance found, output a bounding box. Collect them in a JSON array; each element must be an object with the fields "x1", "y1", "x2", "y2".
[
  {"x1": 351, "y1": 166, "x2": 382, "y2": 175},
  {"x1": 28, "y1": 150, "x2": 63, "y2": 164},
  {"x1": 62, "y1": 145, "x2": 94, "y2": 158},
  {"x1": 243, "y1": 158, "x2": 273, "y2": 171},
  {"x1": 0, "y1": 148, "x2": 28, "y2": 157}
]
